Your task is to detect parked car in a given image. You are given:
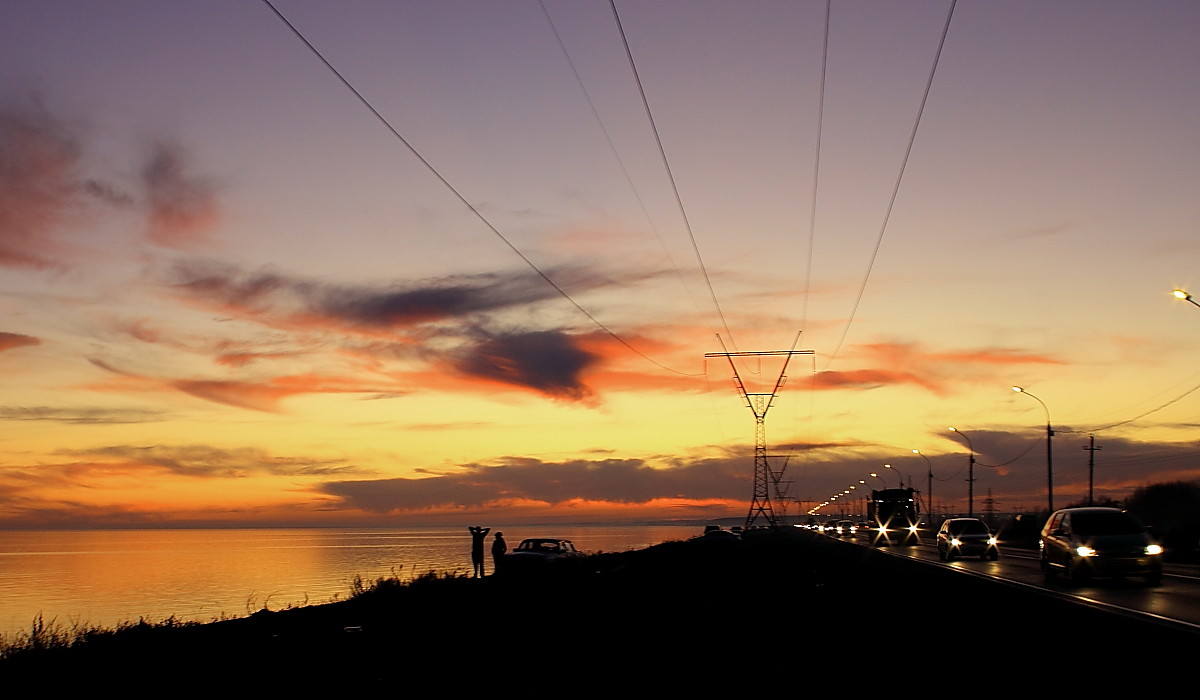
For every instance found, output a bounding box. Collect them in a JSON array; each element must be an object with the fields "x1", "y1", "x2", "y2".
[
  {"x1": 500, "y1": 538, "x2": 583, "y2": 573},
  {"x1": 936, "y1": 518, "x2": 999, "y2": 561},
  {"x1": 690, "y1": 528, "x2": 741, "y2": 543},
  {"x1": 1039, "y1": 507, "x2": 1163, "y2": 585},
  {"x1": 508, "y1": 538, "x2": 581, "y2": 560}
]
